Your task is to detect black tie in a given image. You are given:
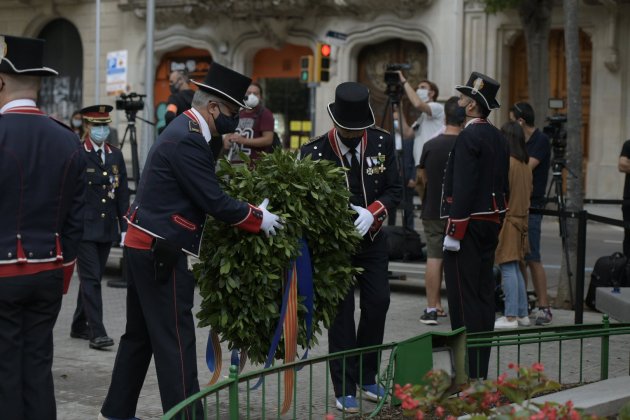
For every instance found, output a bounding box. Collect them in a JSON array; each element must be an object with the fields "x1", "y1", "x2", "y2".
[
  {"x1": 96, "y1": 149, "x2": 103, "y2": 164},
  {"x1": 346, "y1": 149, "x2": 362, "y2": 198}
]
